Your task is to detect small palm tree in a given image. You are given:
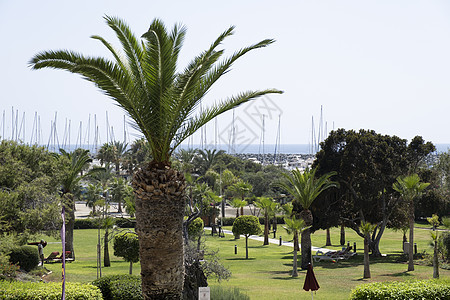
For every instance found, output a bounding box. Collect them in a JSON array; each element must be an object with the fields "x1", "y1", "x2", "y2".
[
  {"x1": 283, "y1": 216, "x2": 308, "y2": 277},
  {"x1": 196, "y1": 149, "x2": 225, "y2": 174},
  {"x1": 228, "y1": 180, "x2": 252, "y2": 216},
  {"x1": 255, "y1": 197, "x2": 277, "y2": 245},
  {"x1": 427, "y1": 214, "x2": 440, "y2": 278},
  {"x1": 85, "y1": 183, "x2": 103, "y2": 215},
  {"x1": 279, "y1": 167, "x2": 338, "y2": 269},
  {"x1": 393, "y1": 174, "x2": 429, "y2": 271},
  {"x1": 30, "y1": 16, "x2": 281, "y2": 298},
  {"x1": 360, "y1": 221, "x2": 376, "y2": 279}
]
